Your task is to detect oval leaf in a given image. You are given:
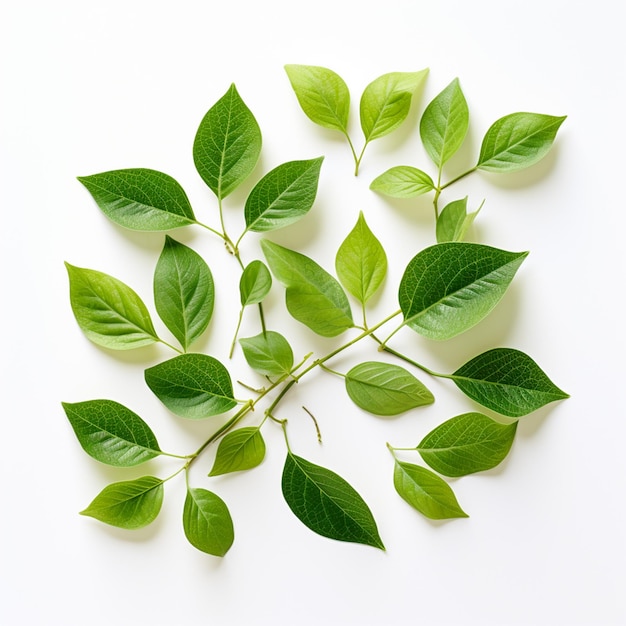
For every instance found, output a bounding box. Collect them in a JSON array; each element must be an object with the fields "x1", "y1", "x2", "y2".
[
  {"x1": 282, "y1": 453, "x2": 385, "y2": 550},
  {"x1": 398, "y1": 243, "x2": 528, "y2": 340},
  {"x1": 436, "y1": 197, "x2": 480, "y2": 243},
  {"x1": 66, "y1": 263, "x2": 158, "y2": 350},
  {"x1": 240, "y1": 260, "x2": 272, "y2": 306},
  {"x1": 370, "y1": 166, "x2": 435, "y2": 198},
  {"x1": 77, "y1": 168, "x2": 196, "y2": 231},
  {"x1": 417, "y1": 412, "x2": 518, "y2": 477},
  {"x1": 239, "y1": 330, "x2": 294, "y2": 377},
  {"x1": 209, "y1": 427, "x2": 266, "y2": 476},
  {"x1": 451, "y1": 348, "x2": 570, "y2": 417},
  {"x1": 183, "y1": 488, "x2": 234, "y2": 557},
  {"x1": 144, "y1": 353, "x2": 237, "y2": 418},
  {"x1": 62, "y1": 399, "x2": 161, "y2": 467}
]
